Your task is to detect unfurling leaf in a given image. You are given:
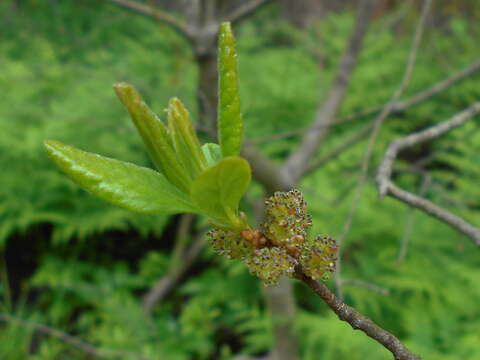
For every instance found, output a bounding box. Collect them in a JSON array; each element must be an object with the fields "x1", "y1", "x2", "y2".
[
  {"x1": 44, "y1": 140, "x2": 198, "y2": 214},
  {"x1": 201, "y1": 143, "x2": 223, "y2": 167},
  {"x1": 113, "y1": 82, "x2": 191, "y2": 193},
  {"x1": 167, "y1": 98, "x2": 207, "y2": 178},
  {"x1": 218, "y1": 22, "x2": 243, "y2": 157},
  {"x1": 191, "y1": 156, "x2": 250, "y2": 229}
]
